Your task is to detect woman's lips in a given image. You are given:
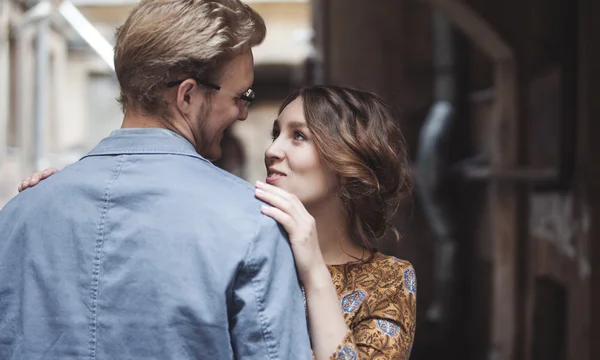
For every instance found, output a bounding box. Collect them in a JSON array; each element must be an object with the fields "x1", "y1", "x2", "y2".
[{"x1": 266, "y1": 172, "x2": 286, "y2": 184}]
